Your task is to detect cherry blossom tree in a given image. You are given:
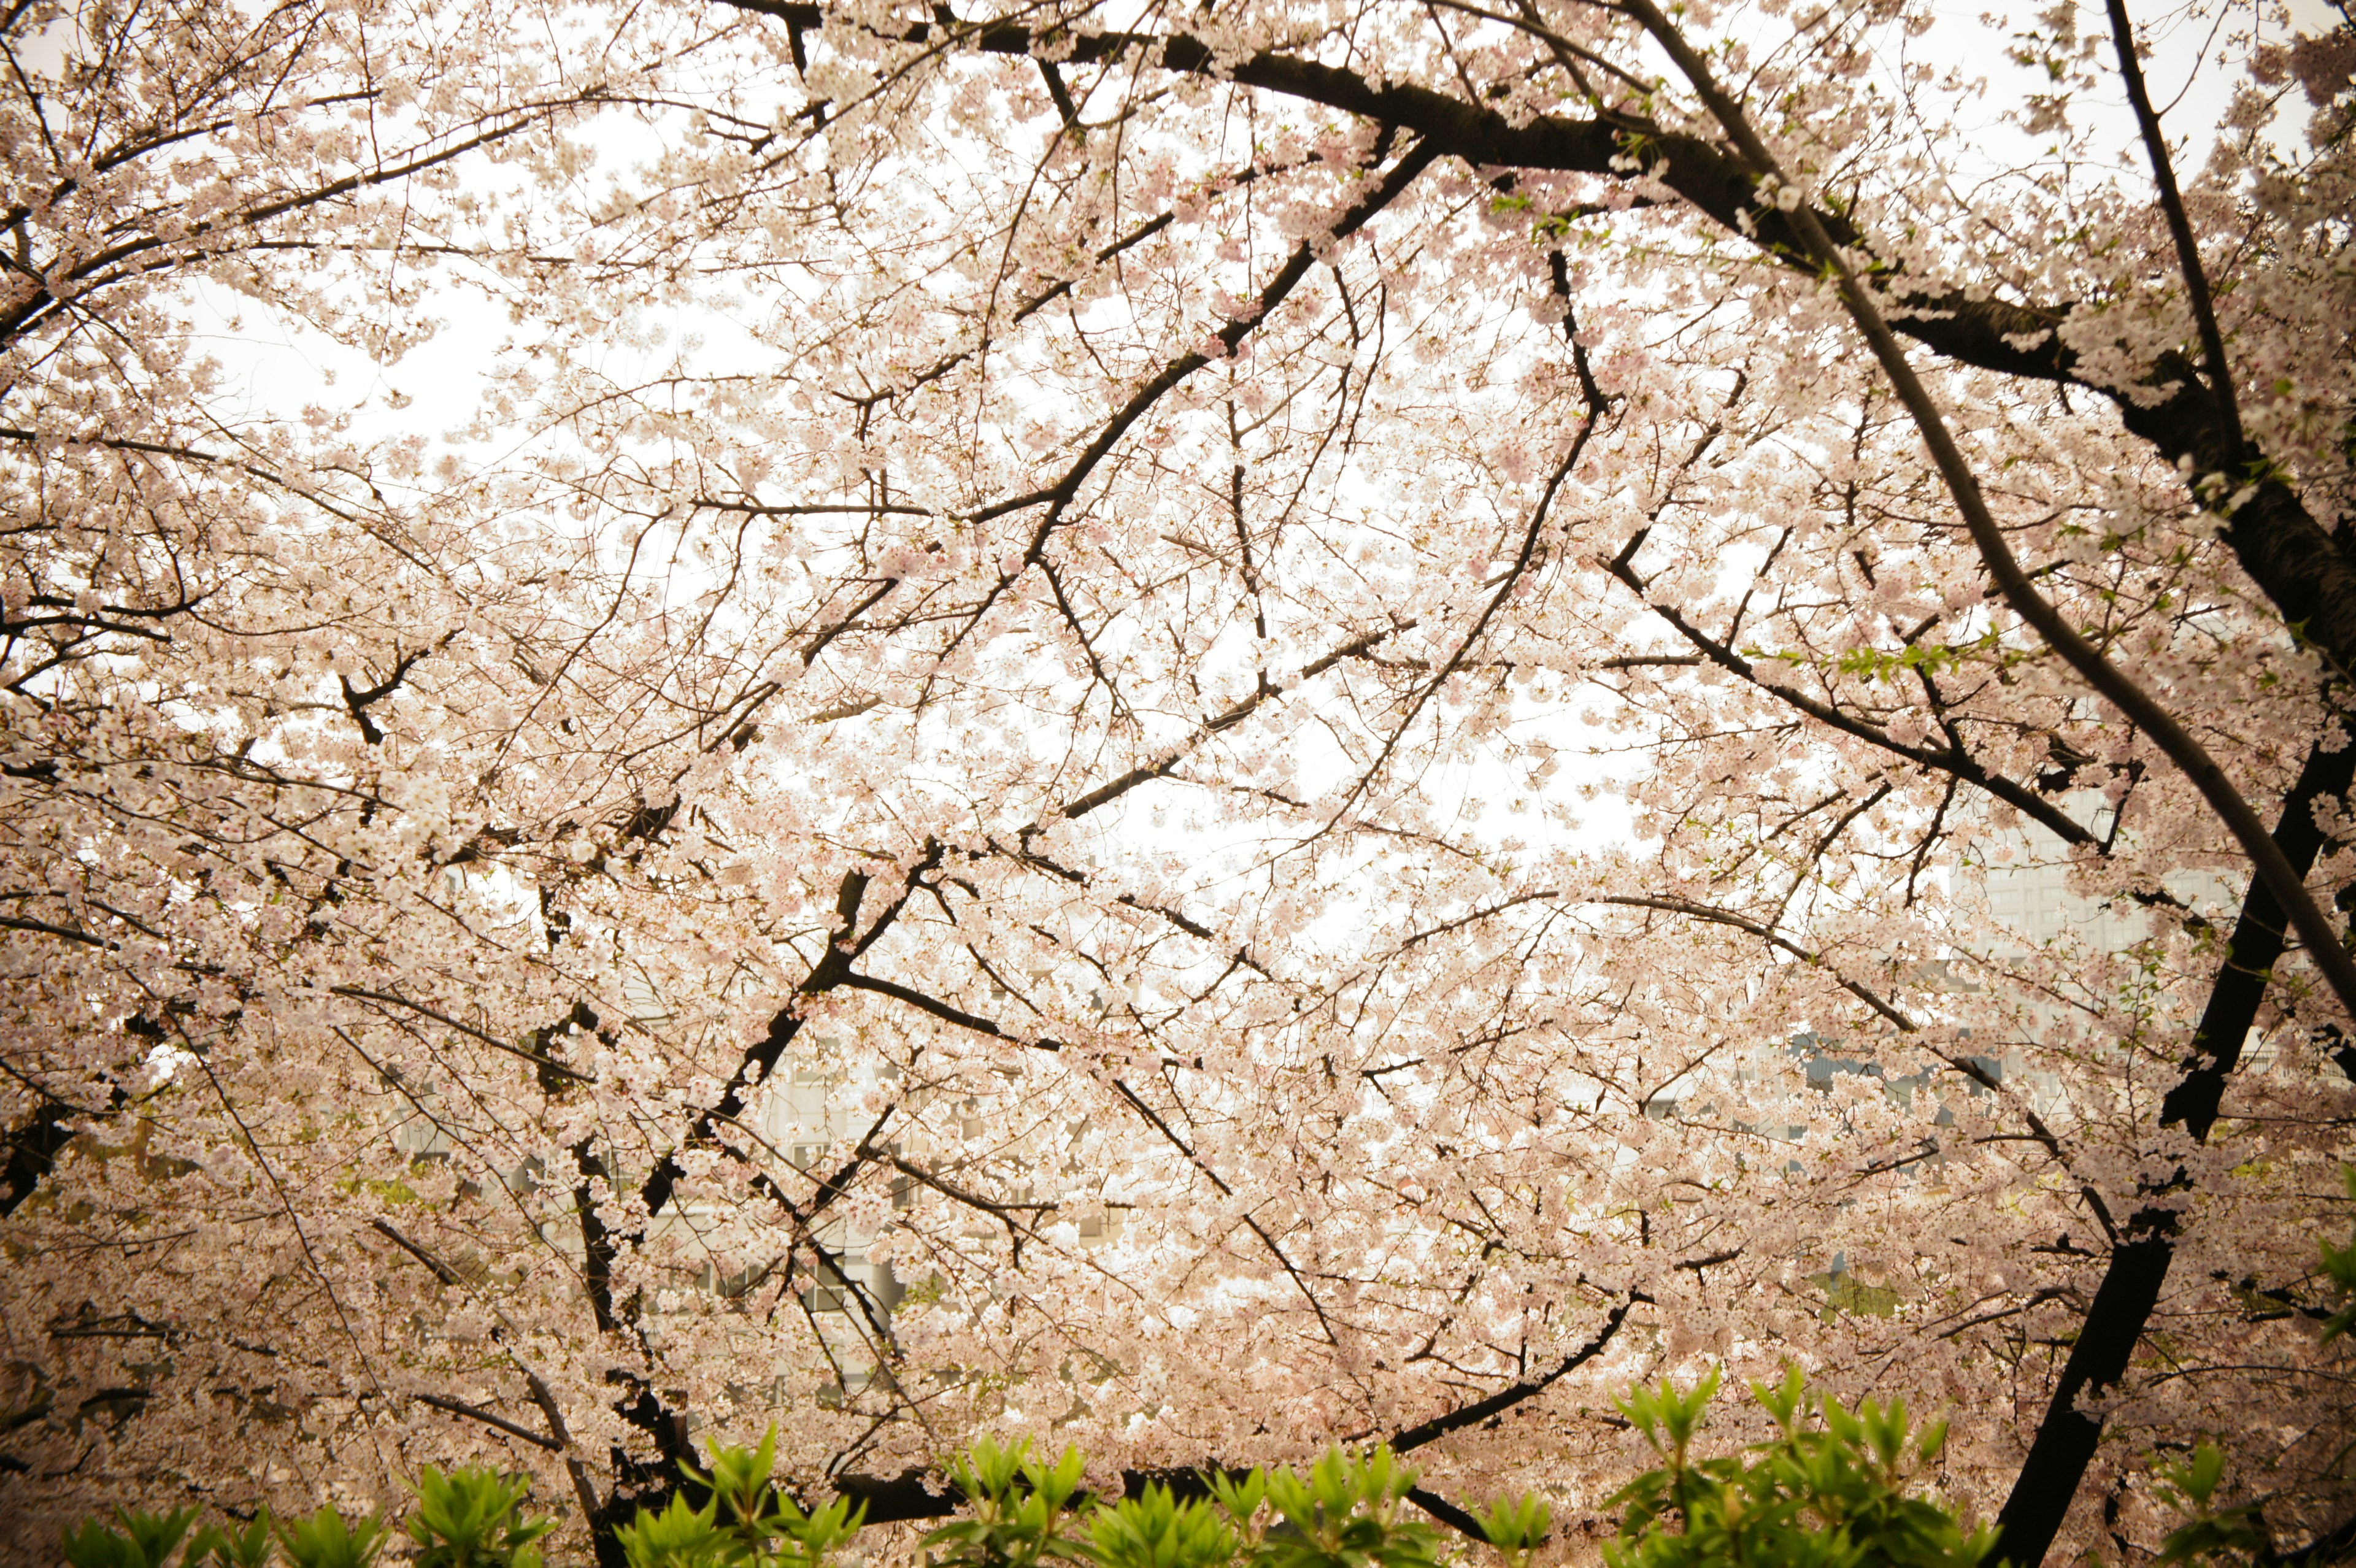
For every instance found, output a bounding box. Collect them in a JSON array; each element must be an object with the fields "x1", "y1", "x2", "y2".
[{"x1": 2, "y1": 0, "x2": 2354, "y2": 1562}]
